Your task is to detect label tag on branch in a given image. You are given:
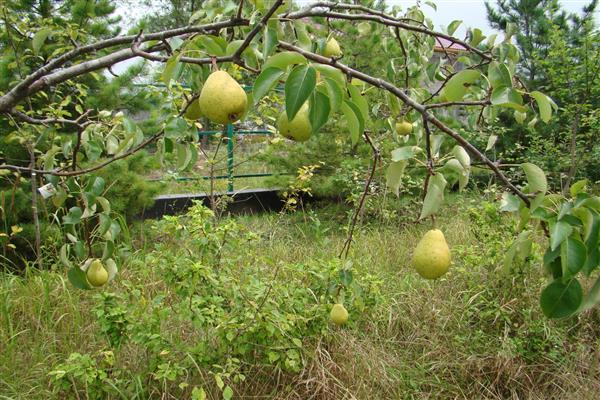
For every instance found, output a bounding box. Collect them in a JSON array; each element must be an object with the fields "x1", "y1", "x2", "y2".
[{"x1": 38, "y1": 183, "x2": 57, "y2": 199}]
